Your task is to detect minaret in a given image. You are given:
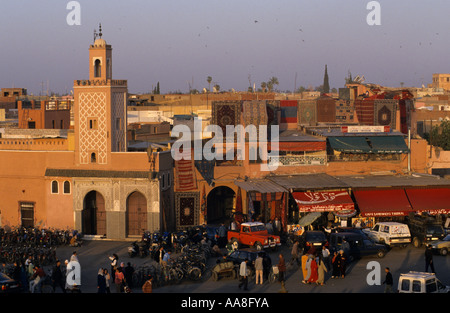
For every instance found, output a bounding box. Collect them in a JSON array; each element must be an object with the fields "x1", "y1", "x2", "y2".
[{"x1": 73, "y1": 25, "x2": 128, "y2": 166}]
